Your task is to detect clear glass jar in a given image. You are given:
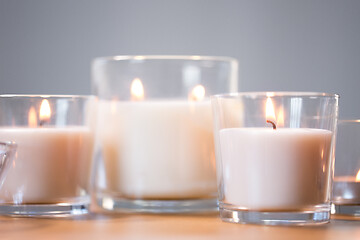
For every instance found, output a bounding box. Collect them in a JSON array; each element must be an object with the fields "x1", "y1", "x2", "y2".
[
  {"x1": 0, "y1": 95, "x2": 96, "y2": 217},
  {"x1": 92, "y1": 55, "x2": 238, "y2": 212},
  {"x1": 211, "y1": 92, "x2": 338, "y2": 225}
]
